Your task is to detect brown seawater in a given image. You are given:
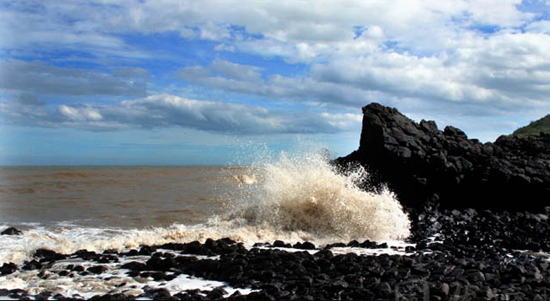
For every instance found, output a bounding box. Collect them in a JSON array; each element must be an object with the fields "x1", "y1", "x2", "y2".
[
  {"x1": 0, "y1": 165, "x2": 245, "y2": 229},
  {"x1": 0, "y1": 153, "x2": 411, "y2": 265}
]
